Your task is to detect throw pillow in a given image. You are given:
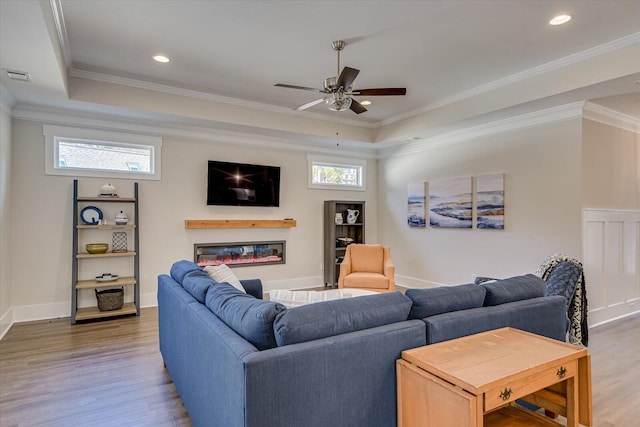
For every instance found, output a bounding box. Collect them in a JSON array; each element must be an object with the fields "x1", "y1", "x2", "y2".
[
  {"x1": 481, "y1": 274, "x2": 546, "y2": 306},
  {"x1": 204, "y1": 264, "x2": 246, "y2": 293},
  {"x1": 405, "y1": 284, "x2": 487, "y2": 319}
]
